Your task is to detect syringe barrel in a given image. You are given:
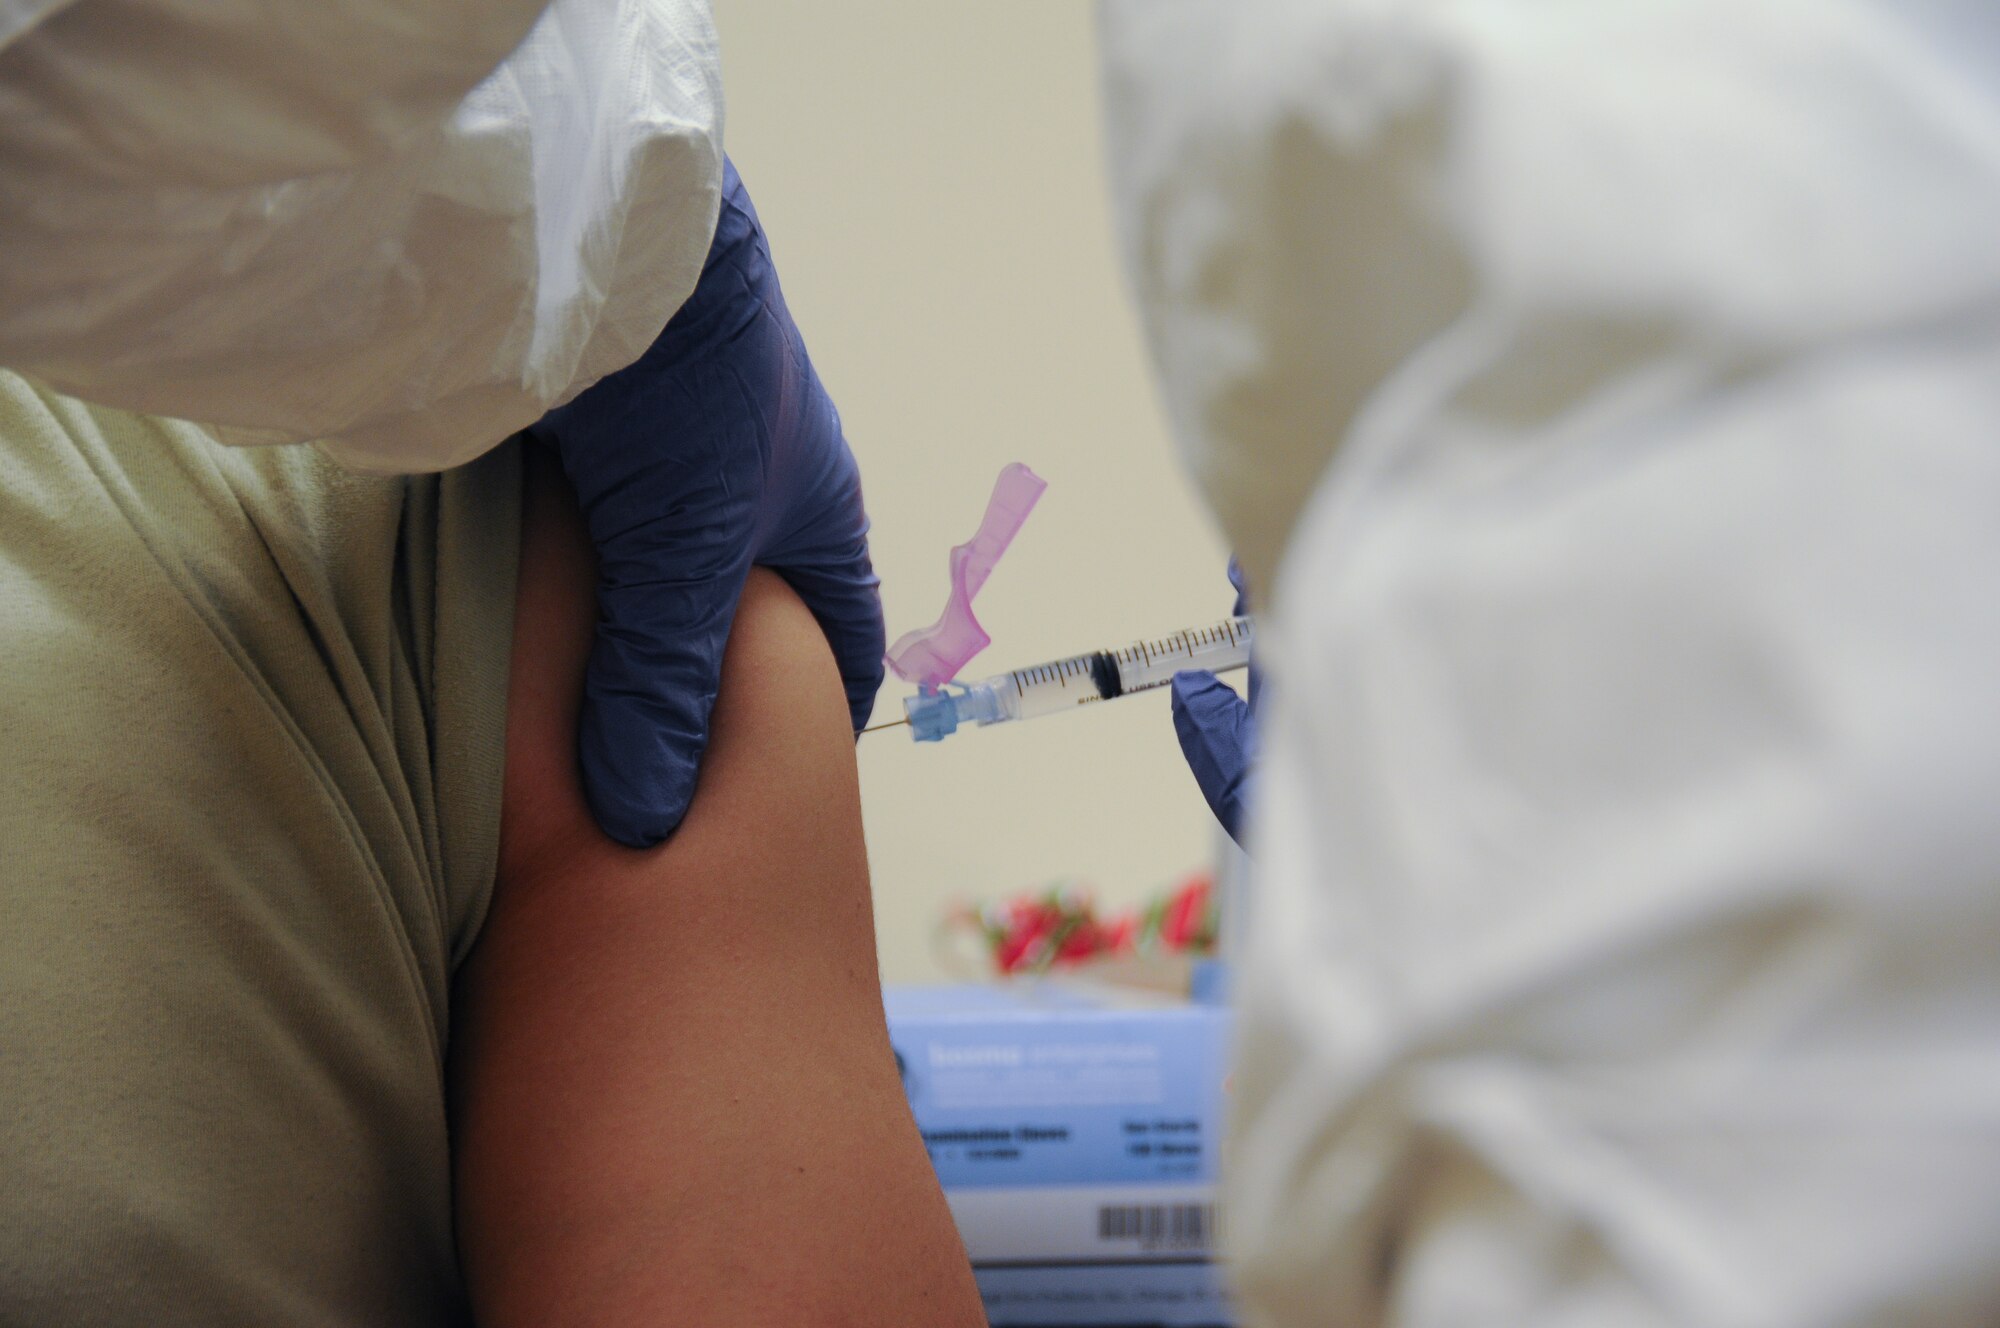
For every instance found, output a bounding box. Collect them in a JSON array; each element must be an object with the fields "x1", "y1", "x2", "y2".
[
  {"x1": 901, "y1": 614, "x2": 1254, "y2": 742},
  {"x1": 989, "y1": 614, "x2": 1253, "y2": 719},
  {"x1": 995, "y1": 652, "x2": 1113, "y2": 723},
  {"x1": 1107, "y1": 615, "x2": 1254, "y2": 695}
]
